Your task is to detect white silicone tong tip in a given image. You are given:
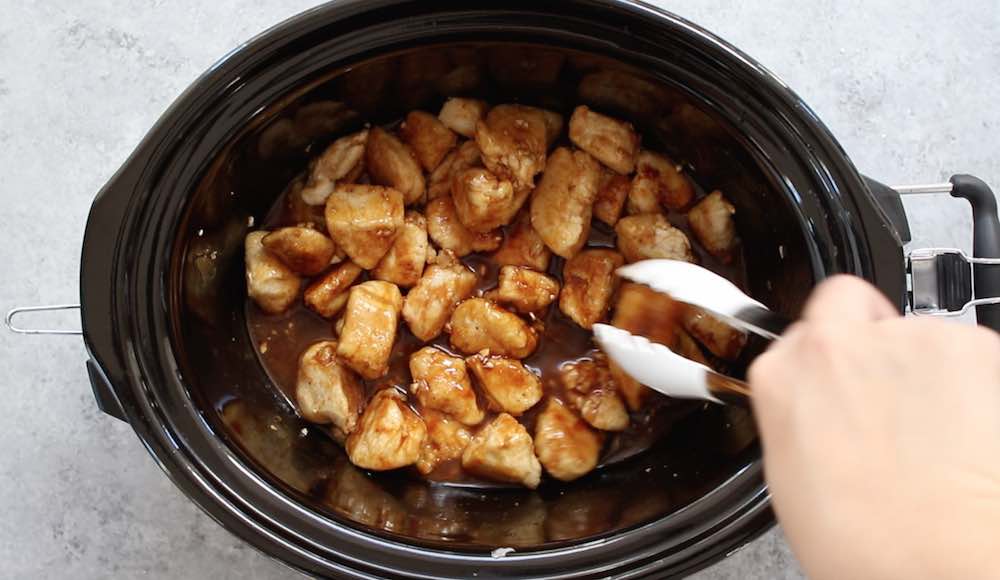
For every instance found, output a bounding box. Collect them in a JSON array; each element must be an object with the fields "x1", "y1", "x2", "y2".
[
  {"x1": 617, "y1": 260, "x2": 766, "y2": 318},
  {"x1": 593, "y1": 324, "x2": 721, "y2": 404}
]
